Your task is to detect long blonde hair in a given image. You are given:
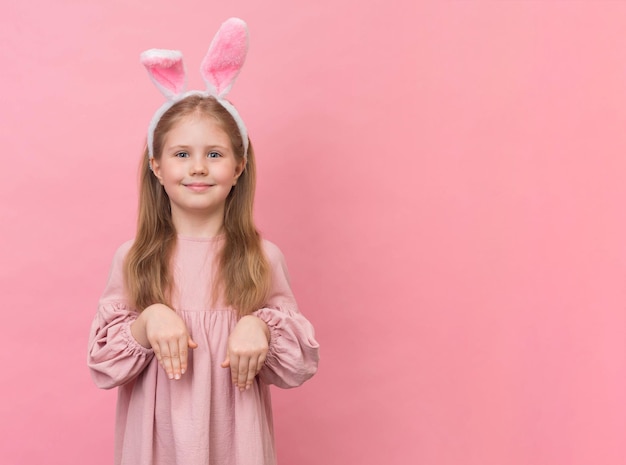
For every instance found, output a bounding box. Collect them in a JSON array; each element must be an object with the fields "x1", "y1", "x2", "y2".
[{"x1": 124, "y1": 95, "x2": 271, "y2": 316}]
